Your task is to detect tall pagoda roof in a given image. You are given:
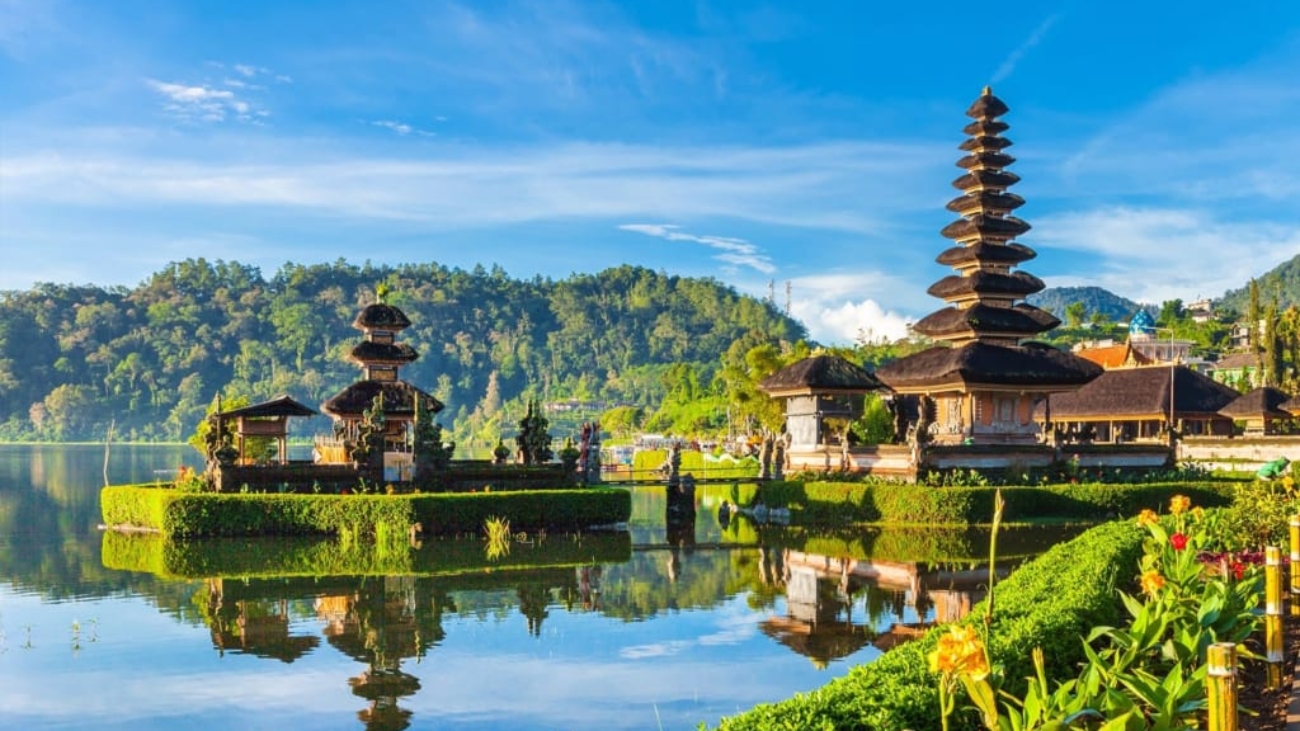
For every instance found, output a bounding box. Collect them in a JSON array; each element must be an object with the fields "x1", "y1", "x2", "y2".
[
  {"x1": 908, "y1": 87, "x2": 1068, "y2": 346},
  {"x1": 758, "y1": 354, "x2": 886, "y2": 398},
  {"x1": 353, "y1": 303, "x2": 412, "y2": 331}
]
